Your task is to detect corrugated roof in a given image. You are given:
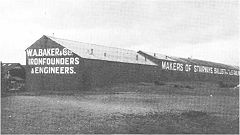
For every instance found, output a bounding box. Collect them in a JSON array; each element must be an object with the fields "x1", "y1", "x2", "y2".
[
  {"x1": 47, "y1": 36, "x2": 157, "y2": 66},
  {"x1": 178, "y1": 58, "x2": 199, "y2": 65},
  {"x1": 166, "y1": 56, "x2": 189, "y2": 63},
  {"x1": 138, "y1": 51, "x2": 239, "y2": 70},
  {"x1": 44, "y1": 35, "x2": 238, "y2": 70},
  {"x1": 140, "y1": 51, "x2": 176, "y2": 62},
  {"x1": 190, "y1": 59, "x2": 238, "y2": 70}
]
